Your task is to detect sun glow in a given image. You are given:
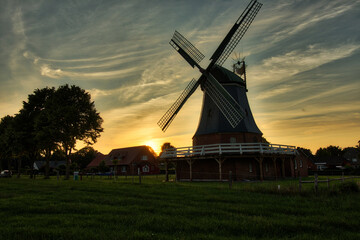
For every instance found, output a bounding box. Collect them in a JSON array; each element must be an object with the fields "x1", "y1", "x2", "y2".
[{"x1": 144, "y1": 140, "x2": 161, "y2": 156}]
